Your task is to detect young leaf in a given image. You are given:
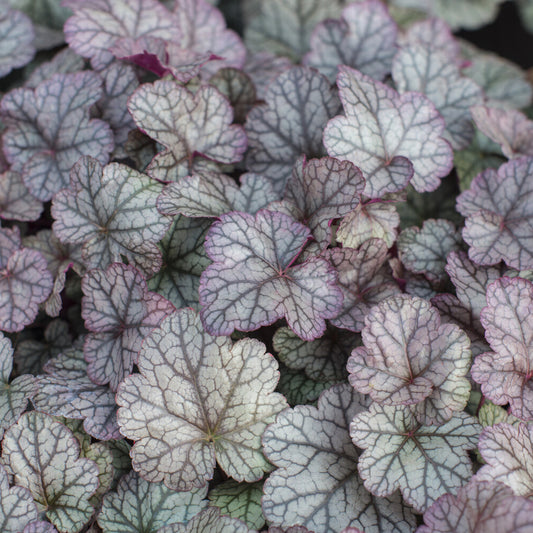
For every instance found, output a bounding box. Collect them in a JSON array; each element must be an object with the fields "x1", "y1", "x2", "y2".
[
  {"x1": 471, "y1": 105, "x2": 533, "y2": 159},
  {"x1": 304, "y1": 0, "x2": 398, "y2": 82},
  {"x1": 273, "y1": 326, "x2": 358, "y2": 382},
  {"x1": 97, "y1": 471, "x2": 208, "y2": 533},
  {"x1": 0, "y1": 171, "x2": 43, "y2": 222},
  {"x1": 117, "y1": 308, "x2": 288, "y2": 491},
  {"x1": 324, "y1": 66, "x2": 453, "y2": 198},
  {"x1": 63, "y1": 0, "x2": 181, "y2": 69},
  {"x1": 476, "y1": 423, "x2": 533, "y2": 496},
  {"x1": 456, "y1": 157, "x2": 533, "y2": 270},
  {"x1": 397, "y1": 219, "x2": 462, "y2": 283},
  {"x1": 0, "y1": 227, "x2": 53, "y2": 333},
  {"x1": 337, "y1": 201, "x2": 400, "y2": 249},
  {"x1": 0, "y1": 5, "x2": 35, "y2": 77},
  {"x1": 0, "y1": 333, "x2": 35, "y2": 439},
  {"x1": 128, "y1": 81, "x2": 247, "y2": 181},
  {"x1": 350, "y1": 404, "x2": 481, "y2": 512},
  {"x1": 0, "y1": 463, "x2": 38, "y2": 533},
  {"x1": 158, "y1": 172, "x2": 279, "y2": 219},
  {"x1": 348, "y1": 295, "x2": 471, "y2": 425},
  {"x1": 164, "y1": 507, "x2": 253, "y2": 533},
  {"x1": 392, "y1": 42, "x2": 483, "y2": 150},
  {"x1": 262, "y1": 384, "x2": 416, "y2": 533},
  {"x1": 418, "y1": 479, "x2": 533, "y2": 533},
  {"x1": 33, "y1": 347, "x2": 121, "y2": 440},
  {"x1": 478, "y1": 401, "x2": 521, "y2": 428},
  {"x1": 276, "y1": 365, "x2": 332, "y2": 407},
  {"x1": 52, "y1": 157, "x2": 170, "y2": 276},
  {"x1": 269, "y1": 157, "x2": 365, "y2": 249},
  {"x1": 1, "y1": 72, "x2": 114, "y2": 201},
  {"x1": 148, "y1": 216, "x2": 211, "y2": 310},
  {"x1": 399, "y1": 18, "x2": 459, "y2": 61},
  {"x1": 208, "y1": 480, "x2": 265, "y2": 530},
  {"x1": 2, "y1": 412, "x2": 99, "y2": 533},
  {"x1": 199, "y1": 210, "x2": 343, "y2": 341},
  {"x1": 244, "y1": 0, "x2": 342, "y2": 60},
  {"x1": 471, "y1": 277, "x2": 533, "y2": 421},
  {"x1": 327, "y1": 241, "x2": 401, "y2": 332},
  {"x1": 245, "y1": 67, "x2": 340, "y2": 194},
  {"x1": 82, "y1": 263, "x2": 175, "y2": 391}
]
